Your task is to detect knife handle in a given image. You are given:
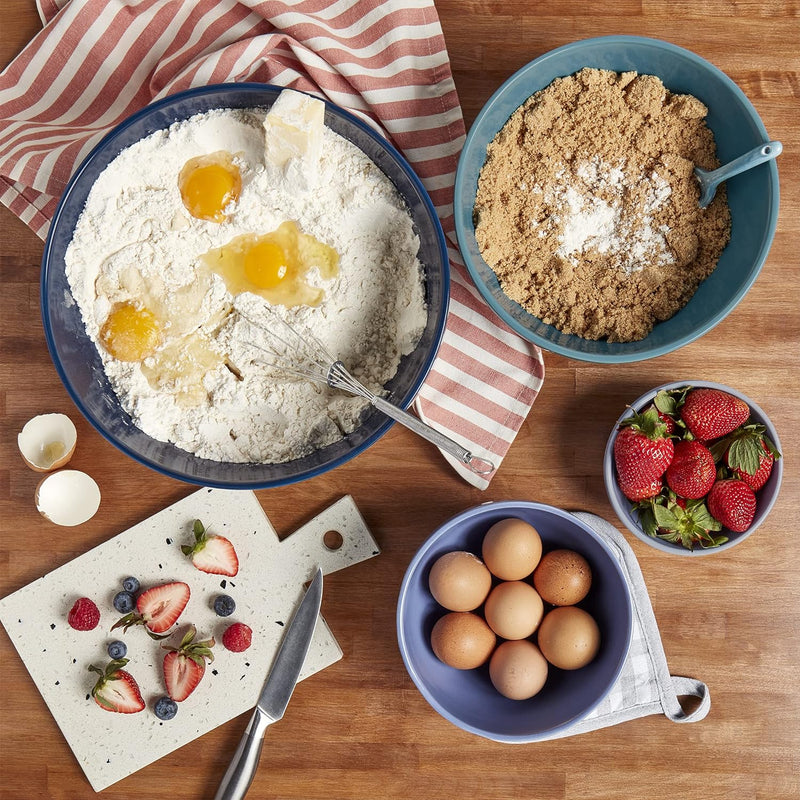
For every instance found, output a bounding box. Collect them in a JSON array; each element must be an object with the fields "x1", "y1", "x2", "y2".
[{"x1": 213, "y1": 708, "x2": 272, "y2": 800}]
